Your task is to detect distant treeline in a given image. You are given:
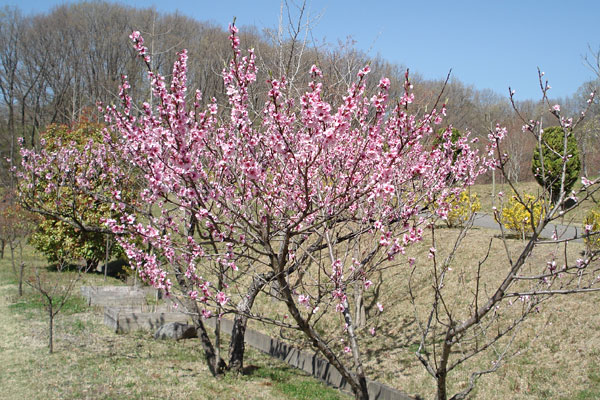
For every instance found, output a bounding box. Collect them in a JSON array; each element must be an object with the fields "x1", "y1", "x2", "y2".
[{"x1": 1, "y1": 1, "x2": 598, "y2": 185}]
